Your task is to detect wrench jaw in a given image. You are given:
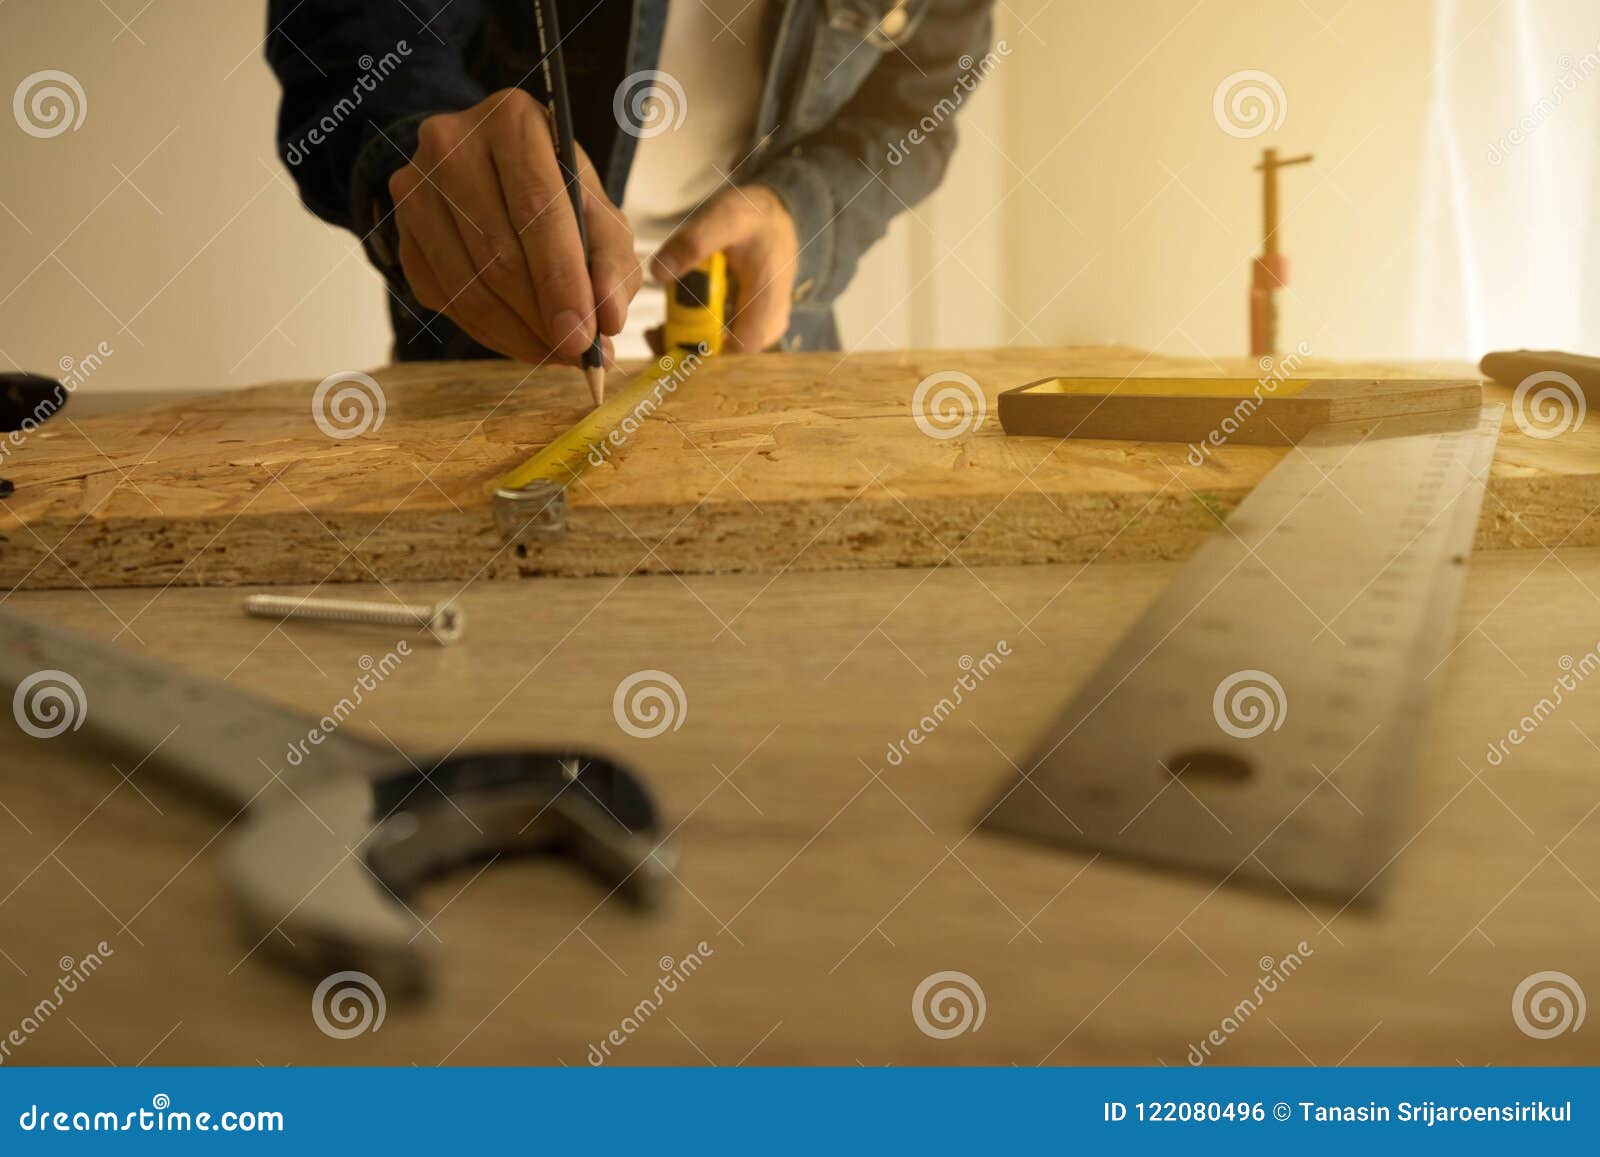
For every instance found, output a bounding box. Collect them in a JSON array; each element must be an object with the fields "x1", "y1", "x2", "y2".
[{"x1": 221, "y1": 752, "x2": 673, "y2": 999}]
